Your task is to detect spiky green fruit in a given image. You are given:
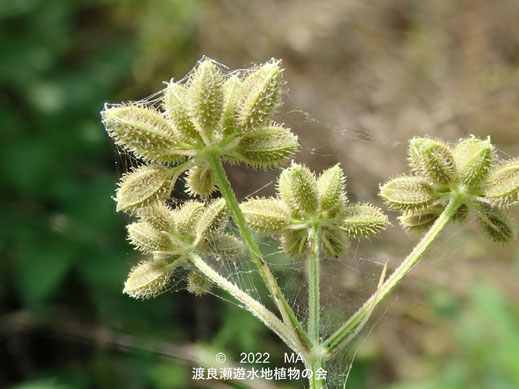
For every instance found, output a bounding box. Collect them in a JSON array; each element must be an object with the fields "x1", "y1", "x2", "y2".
[
  {"x1": 127, "y1": 222, "x2": 171, "y2": 253},
  {"x1": 163, "y1": 82, "x2": 203, "y2": 144},
  {"x1": 174, "y1": 201, "x2": 205, "y2": 239},
  {"x1": 399, "y1": 209, "x2": 441, "y2": 231},
  {"x1": 187, "y1": 271, "x2": 212, "y2": 296},
  {"x1": 123, "y1": 259, "x2": 175, "y2": 299},
  {"x1": 409, "y1": 137, "x2": 456, "y2": 186},
  {"x1": 454, "y1": 136, "x2": 494, "y2": 189},
  {"x1": 476, "y1": 206, "x2": 516, "y2": 243},
  {"x1": 186, "y1": 165, "x2": 216, "y2": 198},
  {"x1": 241, "y1": 198, "x2": 292, "y2": 234},
  {"x1": 380, "y1": 175, "x2": 435, "y2": 211},
  {"x1": 188, "y1": 59, "x2": 224, "y2": 135},
  {"x1": 341, "y1": 204, "x2": 389, "y2": 238},
  {"x1": 238, "y1": 60, "x2": 282, "y2": 132},
  {"x1": 484, "y1": 158, "x2": 519, "y2": 207},
  {"x1": 236, "y1": 125, "x2": 299, "y2": 169},
  {"x1": 321, "y1": 227, "x2": 350, "y2": 258},
  {"x1": 221, "y1": 75, "x2": 242, "y2": 137},
  {"x1": 136, "y1": 202, "x2": 175, "y2": 232},
  {"x1": 204, "y1": 234, "x2": 243, "y2": 258},
  {"x1": 116, "y1": 165, "x2": 173, "y2": 213},
  {"x1": 196, "y1": 198, "x2": 229, "y2": 240},
  {"x1": 280, "y1": 229, "x2": 309, "y2": 257},
  {"x1": 102, "y1": 105, "x2": 182, "y2": 163},
  {"x1": 317, "y1": 164, "x2": 346, "y2": 215},
  {"x1": 278, "y1": 163, "x2": 319, "y2": 217}
]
